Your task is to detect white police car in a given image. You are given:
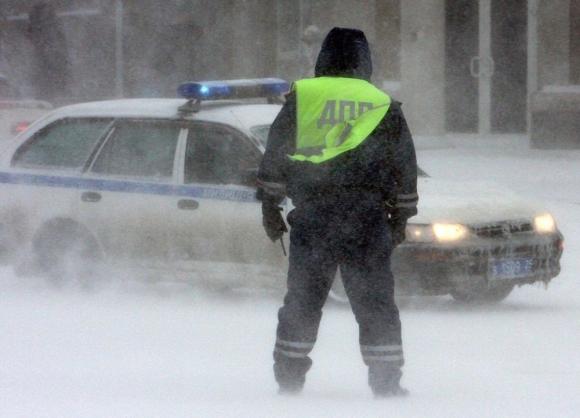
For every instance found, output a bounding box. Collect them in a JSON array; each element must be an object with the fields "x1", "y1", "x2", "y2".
[
  {"x1": 0, "y1": 79, "x2": 564, "y2": 302},
  {"x1": 0, "y1": 79, "x2": 288, "y2": 289}
]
